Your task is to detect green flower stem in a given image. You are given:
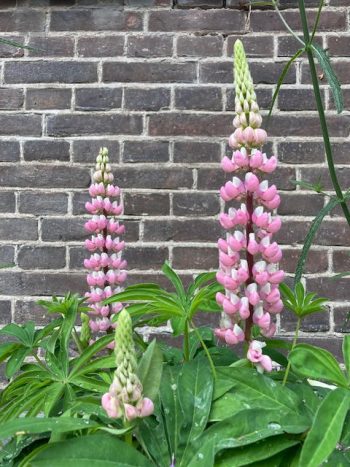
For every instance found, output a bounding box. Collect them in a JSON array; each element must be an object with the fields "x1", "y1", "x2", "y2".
[
  {"x1": 282, "y1": 317, "x2": 301, "y2": 386},
  {"x1": 72, "y1": 327, "x2": 84, "y2": 354},
  {"x1": 191, "y1": 322, "x2": 217, "y2": 379},
  {"x1": 32, "y1": 352, "x2": 47, "y2": 370},
  {"x1": 298, "y1": 0, "x2": 350, "y2": 227},
  {"x1": 183, "y1": 320, "x2": 190, "y2": 362}
]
